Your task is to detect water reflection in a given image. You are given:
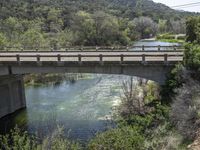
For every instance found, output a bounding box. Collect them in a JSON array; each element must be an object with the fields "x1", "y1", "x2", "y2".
[{"x1": 0, "y1": 74, "x2": 131, "y2": 141}]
